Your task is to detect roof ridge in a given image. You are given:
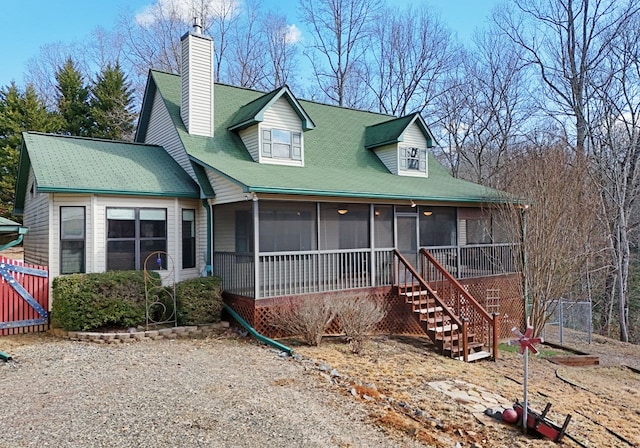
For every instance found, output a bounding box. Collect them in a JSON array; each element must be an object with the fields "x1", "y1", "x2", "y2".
[
  {"x1": 24, "y1": 131, "x2": 162, "y2": 148},
  {"x1": 149, "y1": 69, "x2": 395, "y2": 120}
]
